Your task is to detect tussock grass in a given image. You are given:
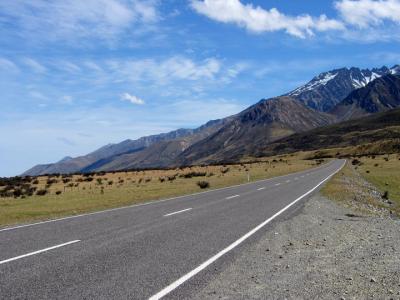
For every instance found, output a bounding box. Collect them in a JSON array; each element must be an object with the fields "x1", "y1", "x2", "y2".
[
  {"x1": 0, "y1": 152, "x2": 319, "y2": 227},
  {"x1": 322, "y1": 154, "x2": 400, "y2": 216}
]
